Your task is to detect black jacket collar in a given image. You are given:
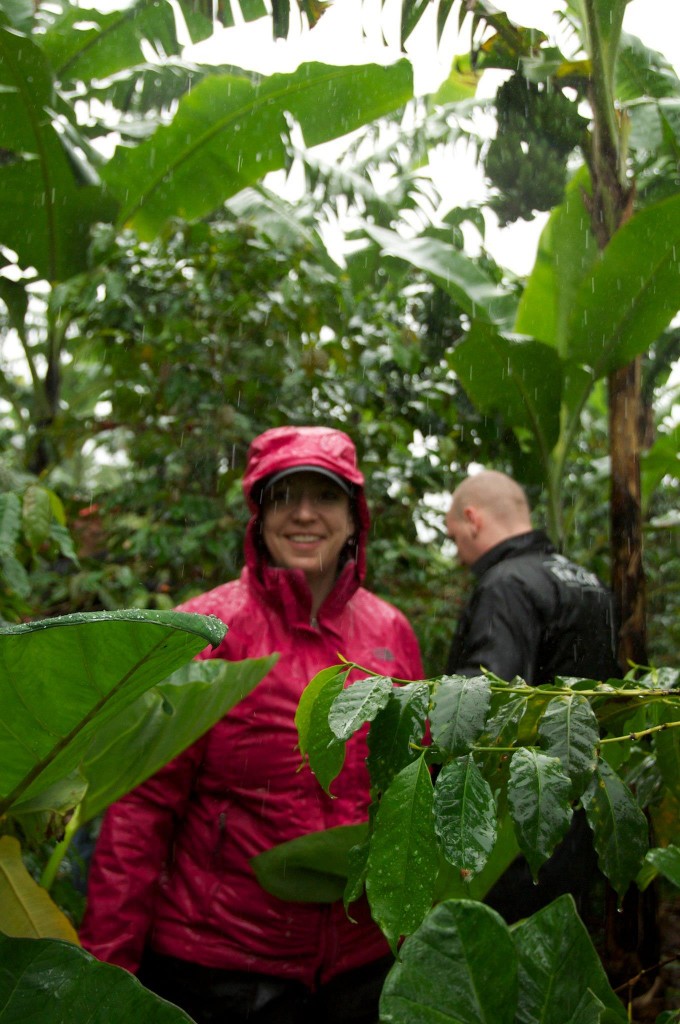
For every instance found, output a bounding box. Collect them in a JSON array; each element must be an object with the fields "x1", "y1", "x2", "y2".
[{"x1": 471, "y1": 529, "x2": 555, "y2": 579}]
